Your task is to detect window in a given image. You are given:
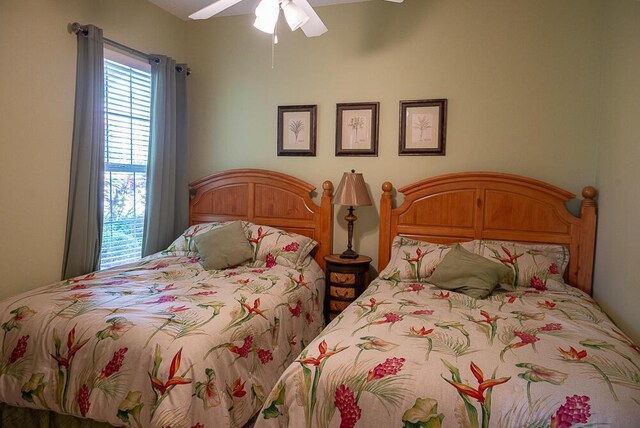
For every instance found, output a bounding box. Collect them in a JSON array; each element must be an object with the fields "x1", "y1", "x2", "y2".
[{"x1": 100, "y1": 50, "x2": 151, "y2": 269}]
